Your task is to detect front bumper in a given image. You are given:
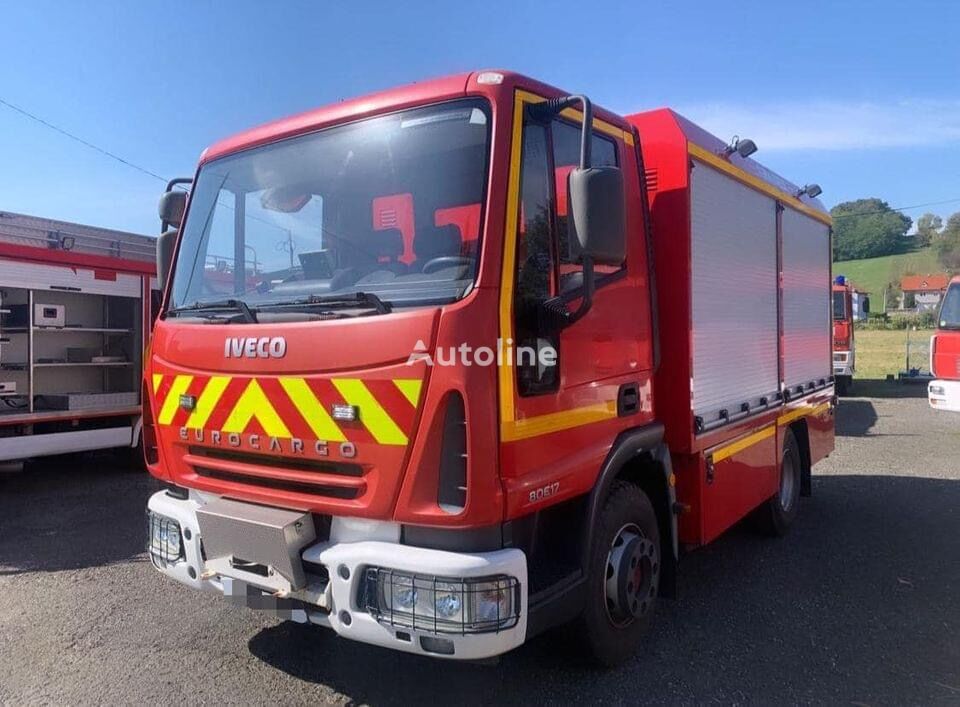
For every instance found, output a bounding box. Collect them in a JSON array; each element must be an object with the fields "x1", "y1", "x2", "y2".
[
  {"x1": 929, "y1": 379, "x2": 960, "y2": 412},
  {"x1": 147, "y1": 490, "x2": 528, "y2": 660},
  {"x1": 833, "y1": 351, "x2": 853, "y2": 377}
]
